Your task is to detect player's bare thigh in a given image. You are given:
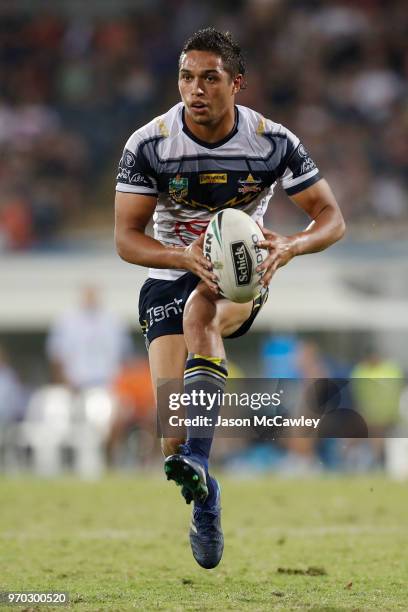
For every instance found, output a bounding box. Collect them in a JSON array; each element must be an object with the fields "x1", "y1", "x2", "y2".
[
  {"x1": 148, "y1": 334, "x2": 187, "y2": 456},
  {"x1": 147, "y1": 284, "x2": 251, "y2": 387}
]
